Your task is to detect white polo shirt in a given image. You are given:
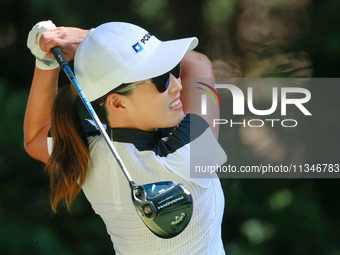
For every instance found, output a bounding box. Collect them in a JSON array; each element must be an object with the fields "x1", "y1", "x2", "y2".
[{"x1": 48, "y1": 114, "x2": 227, "y2": 255}]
